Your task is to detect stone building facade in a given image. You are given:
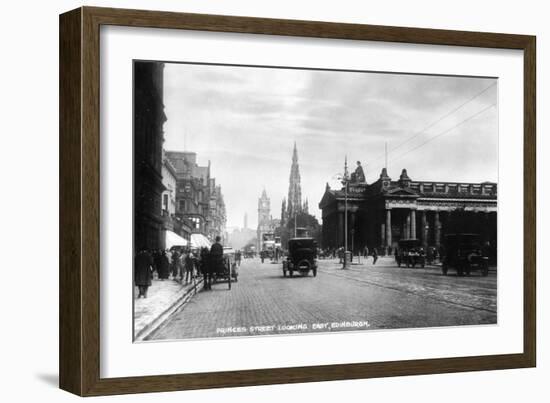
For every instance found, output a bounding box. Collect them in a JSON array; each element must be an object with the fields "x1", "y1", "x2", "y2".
[
  {"x1": 207, "y1": 178, "x2": 227, "y2": 242},
  {"x1": 161, "y1": 154, "x2": 177, "y2": 218},
  {"x1": 319, "y1": 168, "x2": 497, "y2": 255},
  {"x1": 134, "y1": 61, "x2": 166, "y2": 251},
  {"x1": 165, "y1": 150, "x2": 226, "y2": 242}
]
